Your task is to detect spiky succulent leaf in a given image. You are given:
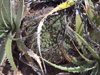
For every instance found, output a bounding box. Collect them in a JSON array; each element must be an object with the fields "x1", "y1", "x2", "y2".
[
  {"x1": 0, "y1": 39, "x2": 6, "y2": 65},
  {"x1": 85, "y1": 0, "x2": 94, "y2": 20},
  {"x1": 85, "y1": 0, "x2": 100, "y2": 44},
  {"x1": 73, "y1": 41, "x2": 95, "y2": 64},
  {"x1": 74, "y1": 31, "x2": 100, "y2": 59},
  {"x1": 70, "y1": 57, "x2": 87, "y2": 65},
  {"x1": 74, "y1": 11, "x2": 95, "y2": 63},
  {"x1": 3, "y1": 0, "x2": 16, "y2": 20},
  {"x1": 90, "y1": 66, "x2": 98, "y2": 75},
  {"x1": 16, "y1": 32, "x2": 28, "y2": 52},
  {"x1": 15, "y1": 0, "x2": 24, "y2": 30},
  {"x1": 0, "y1": 0, "x2": 16, "y2": 33},
  {"x1": 75, "y1": 36, "x2": 96, "y2": 63},
  {"x1": 75, "y1": 7, "x2": 88, "y2": 55},
  {"x1": 44, "y1": 59, "x2": 97, "y2": 72},
  {"x1": 61, "y1": 41, "x2": 89, "y2": 65},
  {"x1": 2, "y1": 0, "x2": 12, "y2": 24},
  {"x1": 0, "y1": 0, "x2": 5, "y2": 26},
  {"x1": 3, "y1": 0, "x2": 10, "y2": 15},
  {"x1": 0, "y1": 33, "x2": 5, "y2": 38},
  {"x1": 76, "y1": 8, "x2": 83, "y2": 36},
  {"x1": 1, "y1": 6, "x2": 9, "y2": 29},
  {"x1": 1, "y1": 3, "x2": 9, "y2": 23},
  {"x1": 5, "y1": 34, "x2": 17, "y2": 71},
  {"x1": 96, "y1": 63, "x2": 100, "y2": 75},
  {"x1": 88, "y1": 0, "x2": 93, "y2": 7}
]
